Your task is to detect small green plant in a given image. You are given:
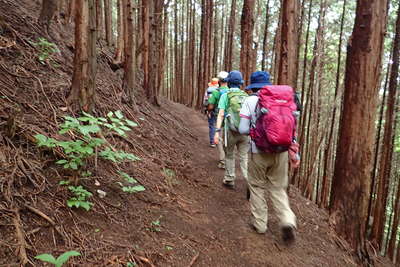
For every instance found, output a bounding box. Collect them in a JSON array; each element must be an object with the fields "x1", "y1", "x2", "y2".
[
  {"x1": 100, "y1": 148, "x2": 141, "y2": 163},
  {"x1": 165, "y1": 245, "x2": 173, "y2": 251},
  {"x1": 126, "y1": 262, "x2": 137, "y2": 267},
  {"x1": 35, "y1": 111, "x2": 140, "y2": 211},
  {"x1": 149, "y1": 216, "x2": 162, "y2": 232},
  {"x1": 35, "y1": 250, "x2": 80, "y2": 267},
  {"x1": 162, "y1": 168, "x2": 175, "y2": 178},
  {"x1": 162, "y1": 168, "x2": 179, "y2": 187},
  {"x1": 67, "y1": 186, "x2": 93, "y2": 211},
  {"x1": 31, "y1": 37, "x2": 59, "y2": 65},
  {"x1": 117, "y1": 171, "x2": 145, "y2": 193},
  {"x1": 36, "y1": 111, "x2": 139, "y2": 172}
]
